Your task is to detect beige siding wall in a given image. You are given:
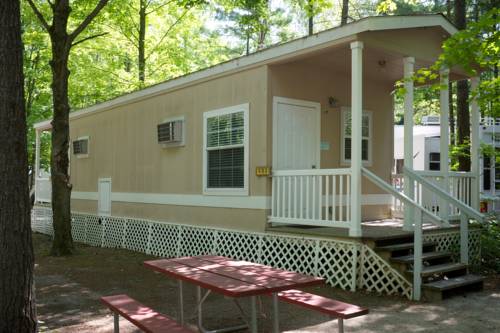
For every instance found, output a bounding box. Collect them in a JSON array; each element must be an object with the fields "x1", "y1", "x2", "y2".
[
  {"x1": 70, "y1": 67, "x2": 270, "y2": 231},
  {"x1": 269, "y1": 60, "x2": 394, "y2": 220}
]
